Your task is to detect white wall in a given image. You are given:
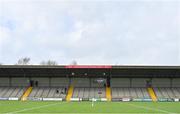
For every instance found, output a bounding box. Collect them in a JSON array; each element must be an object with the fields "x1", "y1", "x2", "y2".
[
  {"x1": 131, "y1": 78, "x2": 150, "y2": 87},
  {"x1": 51, "y1": 78, "x2": 69, "y2": 87},
  {"x1": 152, "y1": 78, "x2": 171, "y2": 87},
  {"x1": 31, "y1": 78, "x2": 49, "y2": 87},
  {"x1": 172, "y1": 78, "x2": 180, "y2": 87},
  {"x1": 71, "y1": 78, "x2": 90, "y2": 87},
  {"x1": 11, "y1": 78, "x2": 29, "y2": 86},
  {"x1": 91, "y1": 78, "x2": 106, "y2": 87},
  {"x1": 111, "y1": 78, "x2": 130, "y2": 87},
  {"x1": 0, "y1": 78, "x2": 9, "y2": 86}
]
